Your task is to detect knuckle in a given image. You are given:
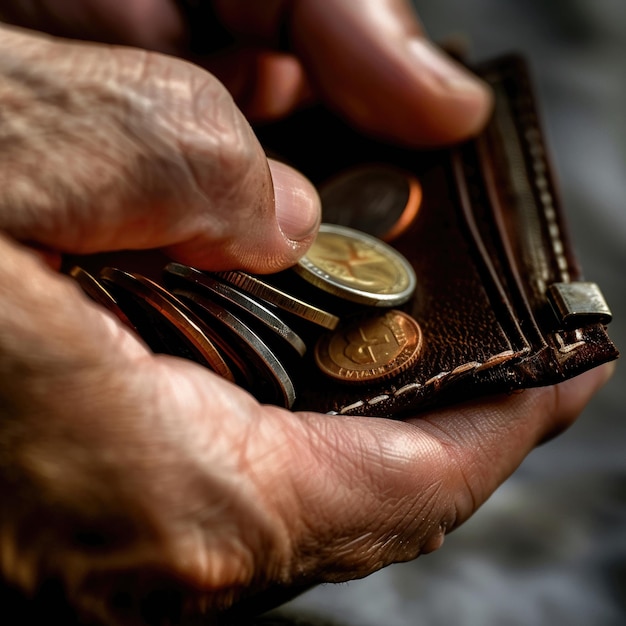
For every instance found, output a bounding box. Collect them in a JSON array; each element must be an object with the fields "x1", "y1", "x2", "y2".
[
  {"x1": 164, "y1": 61, "x2": 261, "y2": 189},
  {"x1": 143, "y1": 56, "x2": 271, "y2": 241}
]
